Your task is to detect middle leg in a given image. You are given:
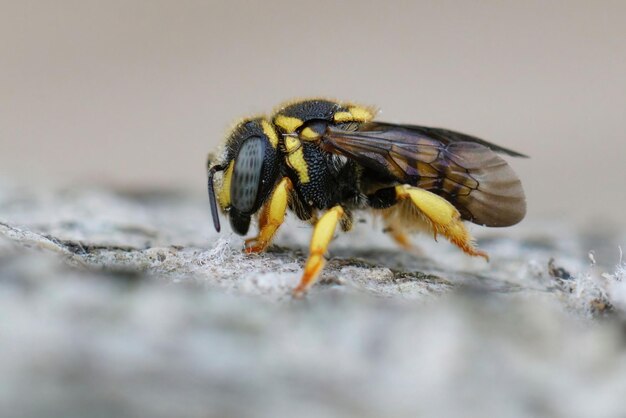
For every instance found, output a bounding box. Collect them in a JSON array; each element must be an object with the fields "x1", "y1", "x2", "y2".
[{"x1": 293, "y1": 205, "x2": 345, "y2": 297}]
